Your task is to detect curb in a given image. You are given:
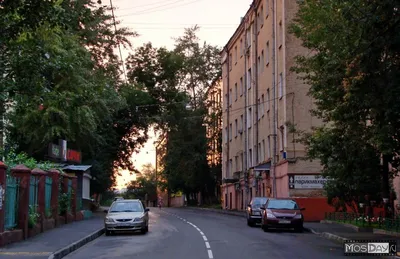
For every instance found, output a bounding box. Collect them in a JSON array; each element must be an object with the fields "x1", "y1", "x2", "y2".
[
  {"x1": 48, "y1": 228, "x2": 105, "y2": 259},
  {"x1": 182, "y1": 207, "x2": 246, "y2": 218},
  {"x1": 303, "y1": 227, "x2": 319, "y2": 234},
  {"x1": 304, "y1": 227, "x2": 348, "y2": 244}
]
